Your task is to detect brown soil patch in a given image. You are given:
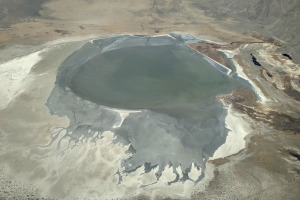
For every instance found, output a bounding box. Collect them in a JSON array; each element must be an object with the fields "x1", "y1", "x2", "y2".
[
  {"x1": 218, "y1": 89, "x2": 300, "y2": 134},
  {"x1": 283, "y1": 76, "x2": 300, "y2": 102},
  {"x1": 188, "y1": 43, "x2": 228, "y2": 67}
]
